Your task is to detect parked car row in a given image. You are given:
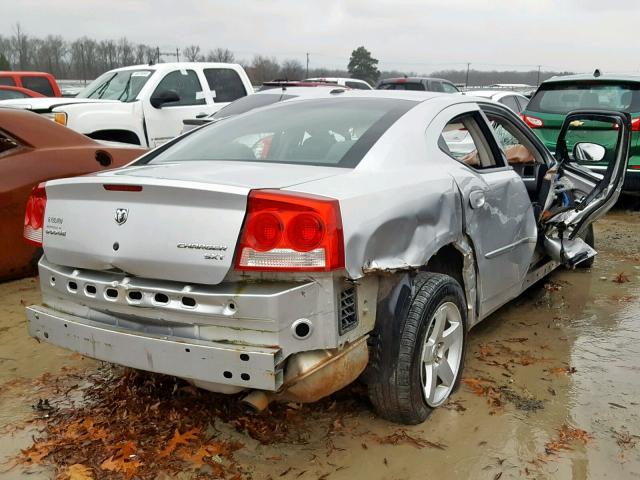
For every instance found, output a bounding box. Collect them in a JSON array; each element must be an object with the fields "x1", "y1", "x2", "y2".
[{"x1": 0, "y1": 63, "x2": 636, "y2": 425}]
